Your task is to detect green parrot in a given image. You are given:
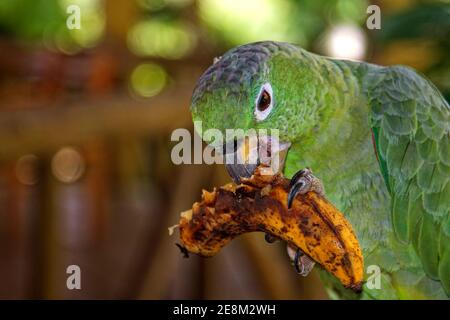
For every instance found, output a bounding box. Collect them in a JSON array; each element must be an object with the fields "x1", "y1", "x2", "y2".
[{"x1": 189, "y1": 41, "x2": 450, "y2": 300}]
